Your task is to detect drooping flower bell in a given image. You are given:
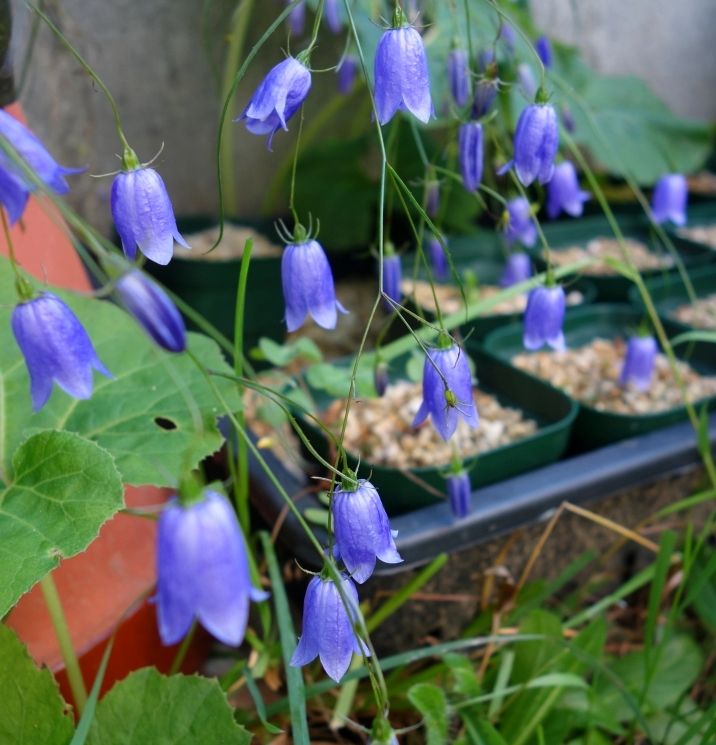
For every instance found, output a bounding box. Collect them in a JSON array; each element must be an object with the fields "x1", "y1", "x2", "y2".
[
  {"x1": 12, "y1": 292, "x2": 111, "y2": 411},
  {"x1": 619, "y1": 334, "x2": 657, "y2": 391},
  {"x1": 0, "y1": 109, "x2": 81, "y2": 222},
  {"x1": 281, "y1": 226, "x2": 346, "y2": 332},
  {"x1": 426, "y1": 178, "x2": 440, "y2": 218},
  {"x1": 287, "y1": 0, "x2": 305, "y2": 35},
  {"x1": 373, "y1": 10, "x2": 432, "y2": 125},
  {"x1": 156, "y1": 489, "x2": 267, "y2": 646},
  {"x1": 651, "y1": 174, "x2": 688, "y2": 226},
  {"x1": 427, "y1": 234, "x2": 449, "y2": 281},
  {"x1": 504, "y1": 197, "x2": 537, "y2": 247},
  {"x1": 501, "y1": 98, "x2": 559, "y2": 186},
  {"x1": 413, "y1": 337, "x2": 479, "y2": 441},
  {"x1": 546, "y1": 161, "x2": 590, "y2": 219},
  {"x1": 337, "y1": 55, "x2": 358, "y2": 95},
  {"x1": 381, "y1": 246, "x2": 402, "y2": 310},
  {"x1": 523, "y1": 284, "x2": 566, "y2": 351},
  {"x1": 536, "y1": 36, "x2": 553, "y2": 68},
  {"x1": 446, "y1": 469, "x2": 471, "y2": 519},
  {"x1": 238, "y1": 56, "x2": 312, "y2": 149},
  {"x1": 325, "y1": 0, "x2": 341, "y2": 33},
  {"x1": 472, "y1": 77, "x2": 498, "y2": 119},
  {"x1": 459, "y1": 122, "x2": 484, "y2": 193},
  {"x1": 332, "y1": 476, "x2": 402, "y2": 583},
  {"x1": 500, "y1": 252, "x2": 532, "y2": 287},
  {"x1": 111, "y1": 164, "x2": 189, "y2": 266},
  {"x1": 290, "y1": 573, "x2": 368, "y2": 682},
  {"x1": 448, "y1": 47, "x2": 470, "y2": 107},
  {"x1": 115, "y1": 270, "x2": 186, "y2": 353}
]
